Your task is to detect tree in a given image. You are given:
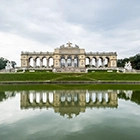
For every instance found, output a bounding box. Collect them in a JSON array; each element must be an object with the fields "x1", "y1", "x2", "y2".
[
  {"x1": 11, "y1": 61, "x2": 16, "y2": 68},
  {"x1": 0, "y1": 57, "x2": 8, "y2": 70},
  {"x1": 117, "y1": 54, "x2": 140, "y2": 70},
  {"x1": 0, "y1": 57, "x2": 16, "y2": 70}
]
